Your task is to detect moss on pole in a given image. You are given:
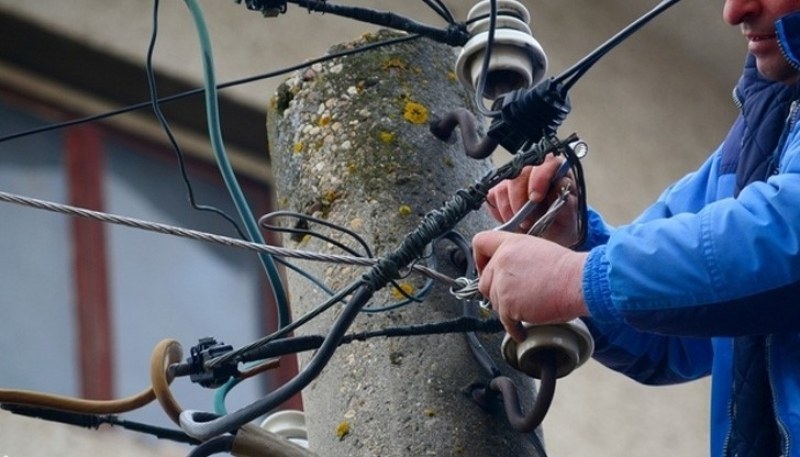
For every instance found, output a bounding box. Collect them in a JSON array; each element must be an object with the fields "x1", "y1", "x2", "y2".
[{"x1": 267, "y1": 30, "x2": 544, "y2": 457}]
